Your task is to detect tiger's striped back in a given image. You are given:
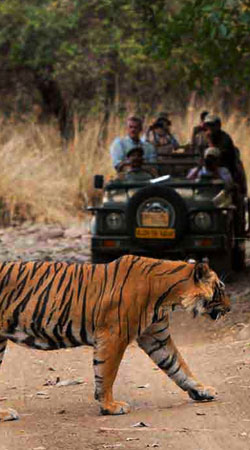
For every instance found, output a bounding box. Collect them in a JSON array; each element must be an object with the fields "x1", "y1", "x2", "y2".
[{"x1": 0, "y1": 256, "x2": 155, "y2": 349}]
